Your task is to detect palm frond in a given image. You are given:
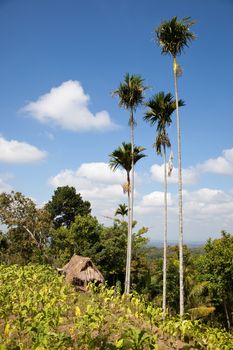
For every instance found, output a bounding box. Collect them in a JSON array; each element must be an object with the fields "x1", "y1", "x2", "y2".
[
  {"x1": 109, "y1": 142, "x2": 146, "y2": 173},
  {"x1": 144, "y1": 91, "x2": 184, "y2": 135},
  {"x1": 189, "y1": 306, "x2": 215, "y2": 319},
  {"x1": 115, "y1": 203, "x2": 128, "y2": 217},
  {"x1": 113, "y1": 73, "x2": 148, "y2": 112},
  {"x1": 155, "y1": 16, "x2": 196, "y2": 57}
]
